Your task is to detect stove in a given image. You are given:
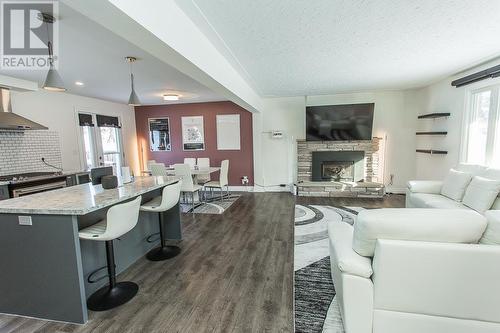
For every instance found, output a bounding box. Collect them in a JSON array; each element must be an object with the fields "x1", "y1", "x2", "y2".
[
  {"x1": 0, "y1": 172, "x2": 68, "y2": 197},
  {"x1": 0, "y1": 172, "x2": 64, "y2": 184}
]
